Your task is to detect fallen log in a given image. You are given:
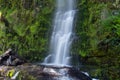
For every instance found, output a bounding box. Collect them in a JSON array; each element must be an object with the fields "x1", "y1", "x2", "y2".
[{"x1": 0, "y1": 49, "x2": 25, "y2": 66}]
